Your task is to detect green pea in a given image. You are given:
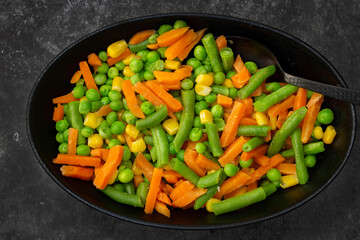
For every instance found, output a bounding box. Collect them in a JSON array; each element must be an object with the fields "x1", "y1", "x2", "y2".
[
  {"x1": 76, "y1": 145, "x2": 90, "y2": 156},
  {"x1": 113, "y1": 183, "x2": 124, "y2": 192},
  {"x1": 307, "y1": 90, "x2": 314, "y2": 99},
  {"x1": 108, "y1": 90, "x2": 121, "y2": 102},
  {"x1": 98, "y1": 51, "x2": 108, "y2": 61},
  {"x1": 143, "y1": 153, "x2": 151, "y2": 162},
  {"x1": 195, "y1": 66, "x2": 207, "y2": 76},
  {"x1": 122, "y1": 110, "x2": 137, "y2": 124},
  {"x1": 205, "y1": 92, "x2": 217, "y2": 104},
  {"x1": 72, "y1": 86, "x2": 85, "y2": 98},
  {"x1": 114, "y1": 61, "x2": 125, "y2": 71},
  {"x1": 75, "y1": 78, "x2": 85, "y2": 87},
  {"x1": 214, "y1": 118, "x2": 226, "y2": 131},
  {"x1": 58, "y1": 142, "x2": 68, "y2": 154},
  {"x1": 91, "y1": 101, "x2": 103, "y2": 112},
  {"x1": 106, "y1": 79, "x2": 113, "y2": 86},
  {"x1": 244, "y1": 61, "x2": 258, "y2": 75},
  {"x1": 107, "y1": 67, "x2": 119, "y2": 78},
  {"x1": 195, "y1": 93, "x2": 204, "y2": 101},
  {"x1": 63, "y1": 103, "x2": 69, "y2": 115},
  {"x1": 62, "y1": 129, "x2": 69, "y2": 142},
  {"x1": 173, "y1": 20, "x2": 187, "y2": 29},
  {"x1": 56, "y1": 132, "x2": 64, "y2": 143},
  {"x1": 177, "y1": 149, "x2": 186, "y2": 161},
  {"x1": 108, "y1": 139, "x2": 121, "y2": 148},
  {"x1": 186, "y1": 58, "x2": 201, "y2": 69},
  {"x1": 189, "y1": 128, "x2": 203, "y2": 142},
  {"x1": 158, "y1": 24, "x2": 173, "y2": 35},
  {"x1": 97, "y1": 63, "x2": 109, "y2": 74},
  {"x1": 100, "y1": 97, "x2": 110, "y2": 106},
  {"x1": 181, "y1": 78, "x2": 194, "y2": 90},
  {"x1": 224, "y1": 164, "x2": 239, "y2": 177},
  {"x1": 193, "y1": 116, "x2": 204, "y2": 128},
  {"x1": 226, "y1": 71, "x2": 236, "y2": 79},
  {"x1": 166, "y1": 132, "x2": 175, "y2": 143},
  {"x1": 129, "y1": 57, "x2": 144, "y2": 73},
  {"x1": 202, "y1": 141, "x2": 210, "y2": 150},
  {"x1": 203, "y1": 64, "x2": 212, "y2": 73},
  {"x1": 140, "y1": 101, "x2": 155, "y2": 116},
  {"x1": 143, "y1": 70, "x2": 155, "y2": 80},
  {"x1": 209, "y1": 105, "x2": 223, "y2": 119},
  {"x1": 195, "y1": 101, "x2": 208, "y2": 115},
  {"x1": 79, "y1": 100, "x2": 91, "y2": 115},
  {"x1": 122, "y1": 146, "x2": 131, "y2": 161},
  {"x1": 111, "y1": 121, "x2": 125, "y2": 135},
  {"x1": 139, "y1": 94, "x2": 146, "y2": 102},
  {"x1": 122, "y1": 98, "x2": 129, "y2": 110},
  {"x1": 130, "y1": 73, "x2": 143, "y2": 85},
  {"x1": 148, "y1": 34, "x2": 159, "y2": 44},
  {"x1": 94, "y1": 73, "x2": 107, "y2": 85},
  {"x1": 99, "y1": 127, "x2": 112, "y2": 139},
  {"x1": 194, "y1": 45, "x2": 207, "y2": 61},
  {"x1": 195, "y1": 142, "x2": 206, "y2": 154},
  {"x1": 169, "y1": 142, "x2": 177, "y2": 155},
  {"x1": 317, "y1": 108, "x2": 334, "y2": 125},
  {"x1": 56, "y1": 119, "x2": 69, "y2": 132},
  {"x1": 239, "y1": 158, "x2": 253, "y2": 168},
  {"x1": 229, "y1": 87, "x2": 238, "y2": 99},
  {"x1": 147, "y1": 51, "x2": 160, "y2": 63},
  {"x1": 81, "y1": 127, "x2": 94, "y2": 138},
  {"x1": 157, "y1": 47, "x2": 167, "y2": 58},
  {"x1": 99, "y1": 85, "x2": 112, "y2": 97},
  {"x1": 272, "y1": 180, "x2": 281, "y2": 188},
  {"x1": 86, "y1": 89, "x2": 100, "y2": 102},
  {"x1": 110, "y1": 100, "x2": 123, "y2": 111},
  {"x1": 118, "y1": 168, "x2": 134, "y2": 183},
  {"x1": 213, "y1": 72, "x2": 225, "y2": 85},
  {"x1": 105, "y1": 111, "x2": 118, "y2": 126},
  {"x1": 137, "y1": 50, "x2": 149, "y2": 62},
  {"x1": 266, "y1": 82, "x2": 281, "y2": 93},
  {"x1": 305, "y1": 155, "x2": 316, "y2": 168},
  {"x1": 266, "y1": 168, "x2": 281, "y2": 182},
  {"x1": 202, "y1": 56, "x2": 210, "y2": 65}
]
